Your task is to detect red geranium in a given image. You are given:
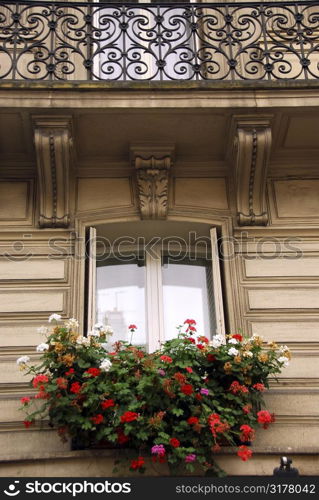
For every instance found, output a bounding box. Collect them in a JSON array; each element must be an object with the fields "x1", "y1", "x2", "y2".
[
  {"x1": 117, "y1": 430, "x2": 130, "y2": 444},
  {"x1": 257, "y1": 410, "x2": 275, "y2": 429},
  {"x1": 169, "y1": 438, "x2": 180, "y2": 448},
  {"x1": 242, "y1": 404, "x2": 252, "y2": 414},
  {"x1": 120, "y1": 411, "x2": 138, "y2": 423},
  {"x1": 23, "y1": 420, "x2": 33, "y2": 428},
  {"x1": 130, "y1": 456, "x2": 144, "y2": 470},
  {"x1": 85, "y1": 367, "x2": 101, "y2": 377},
  {"x1": 65, "y1": 368, "x2": 75, "y2": 376},
  {"x1": 91, "y1": 414, "x2": 104, "y2": 425},
  {"x1": 198, "y1": 336, "x2": 209, "y2": 344},
  {"x1": 35, "y1": 391, "x2": 49, "y2": 400},
  {"x1": 229, "y1": 381, "x2": 249, "y2": 394},
  {"x1": 173, "y1": 372, "x2": 186, "y2": 384},
  {"x1": 207, "y1": 354, "x2": 216, "y2": 362},
  {"x1": 70, "y1": 382, "x2": 82, "y2": 394},
  {"x1": 187, "y1": 416, "x2": 199, "y2": 425},
  {"x1": 56, "y1": 377, "x2": 68, "y2": 390},
  {"x1": 160, "y1": 355, "x2": 173, "y2": 364},
  {"x1": 101, "y1": 399, "x2": 115, "y2": 409},
  {"x1": 237, "y1": 445, "x2": 253, "y2": 461},
  {"x1": 184, "y1": 319, "x2": 196, "y2": 325},
  {"x1": 239, "y1": 424, "x2": 255, "y2": 442},
  {"x1": 185, "y1": 367, "x2": 193, "y2": 373},
  {"x1": 21, "y1": 397, "x2": 31, "y2": 405},
  {"x1": 188, "y1": 326, "x2": 197, "y2": 333},
  {"x1": 197, "y1": 344, "x2": 205, "y2": 350},
  {"x1": 208, "y1": 413, "x2": 229, "y2": 437},
  {"x1": 128, "y1": 324, "x2": 137, "y2": 330},
  {"x1": 253, "y1": 383, "x2": 265, "y2": 392},
  {"x1": 32, "y1": 374, "x2": 49, "y2": 389},
  {"x1": 232, "y1": 334, "x2": 243, "y2": 342},
  {"x1": 181, "y1": 384, "x2": 193, "y2": 395},
  {"x1": 185, "y1": 337, "x2": 195, "y2": 344}
]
